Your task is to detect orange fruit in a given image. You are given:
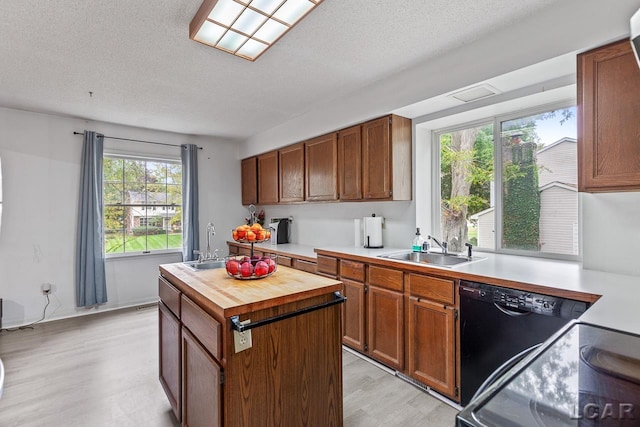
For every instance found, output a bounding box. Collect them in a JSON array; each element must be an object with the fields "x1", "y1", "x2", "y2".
[
  {"x1": 246, "y1": 230, "x2": 256, "y2": 241},
  {"x1": 232, "y1": 230, "x2": 239, "y2": 240},
  {"x1": 257, "y1": 230, "x2": 266, "y2": 241},
  {"x1": 265, "y1": 230, "x2": 271, "y2": 239},
  {"x1": 251, "y1": 223, "x2": 262, "y2": 232}
]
